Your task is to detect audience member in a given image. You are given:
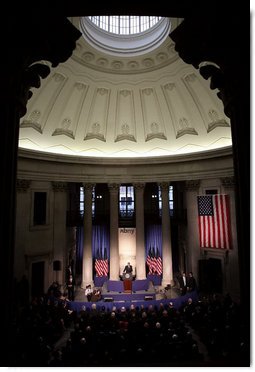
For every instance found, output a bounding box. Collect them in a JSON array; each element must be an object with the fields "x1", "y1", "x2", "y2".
[
  {"x1": 178, "y1": 272, "x2": 187, "y2": 295},
  {"x1": 66, "y1": 274, "x2": 75, "y2": 301},
  {"x1": 187, "y1": 272, "x2": 197, "y2": 292}
]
